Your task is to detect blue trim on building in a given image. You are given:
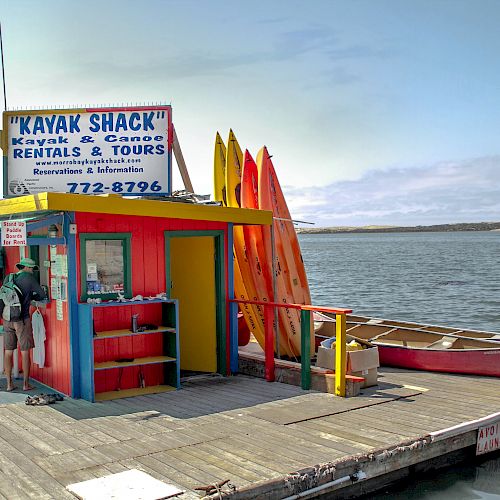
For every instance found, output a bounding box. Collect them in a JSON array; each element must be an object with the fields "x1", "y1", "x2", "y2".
[
  {"x1": 65, "y1": 212, "x2": 82, "y2": 398},
  {"x1": 78, "y1": 304, "x2": 95, "y2": 402},
  {"x1": 27, "y1": 214, "x2": 64, "y2": 232},
  {"x1": 26, "y1": 237, "x2": 65, "y2": 246}
]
